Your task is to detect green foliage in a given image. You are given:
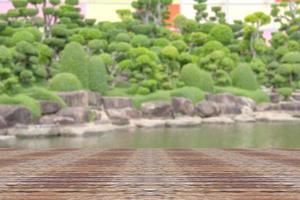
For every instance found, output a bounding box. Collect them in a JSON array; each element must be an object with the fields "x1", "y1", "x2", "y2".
[
  {"x1": 12, "y1": 31, "x2": 35, "y2": 44},
  {"x1": 170, "y1": 86, "x2": 205, "y2": 103},
  {"x1": 132, "y1": 90, "x2": 171, "y2": 108},
  {"x1": 23, "y1": 86, "x2": 66, "y2": 107},
  {"x1": 59, "y1": 42, "x2": 89, "y2": 88},
  {"x1": 105, "y1": 87, "x2": 129, "y2": 97},
  {"x1": 131, "y1": 35, "x2": 151, "y2": 47},
  {"x1": 180, "y1": 63, "x2": 214, "y2": 92},
  {"x1": 231, "y1": 63, "x2": 258, "y2": 90},
  {"x1": 0, "y1": 94, "x2": 41, "y2": 118},
  {"x1": 88, "y1": 56, "x2": 108, "y2": 94},
  {"x1": 277, "y1": 87, "x2": 293, "y2": 100},
  {"x1": 281, "y1": 52, "x2": 300, "y2": 63},
  {"x1": 161, "y1": 45, "x2": 179, "y2": 60},
  {"x1": 12, "y1": 0, "x2": 28, "y2": 8},
  {"x1": 48, "y1": 73, "x2": 83, "y2": 91},
  {"x1": 214, "y1": 86, "x2": 269, "y2": 103},
  {"x1": 209, "y1": 24, "x2": 234, "y2": 45}
]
